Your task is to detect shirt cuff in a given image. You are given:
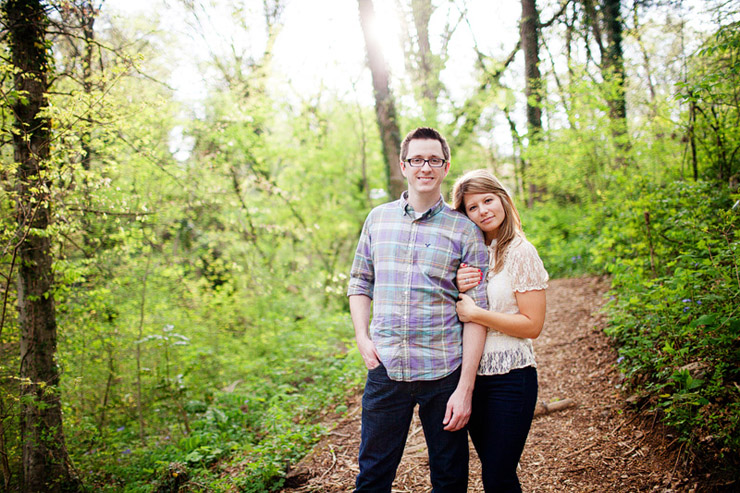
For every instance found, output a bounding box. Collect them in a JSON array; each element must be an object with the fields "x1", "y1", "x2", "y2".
[{"x1": 347, "y1": 278, "x2": 373, "y2": 298}]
